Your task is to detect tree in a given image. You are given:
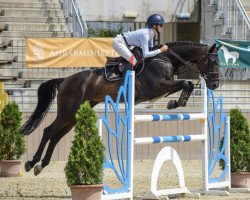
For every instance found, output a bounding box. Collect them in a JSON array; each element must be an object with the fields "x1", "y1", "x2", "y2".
[
  {"x1": 65, "y1": 101, "x2": 105, "y2": 185},
  {"x1": 220, "y1": 108, "x2": 250, "y2": 172},
  {"x1": 0, "y1": 102, "x2": 25, "y2": 160}
]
